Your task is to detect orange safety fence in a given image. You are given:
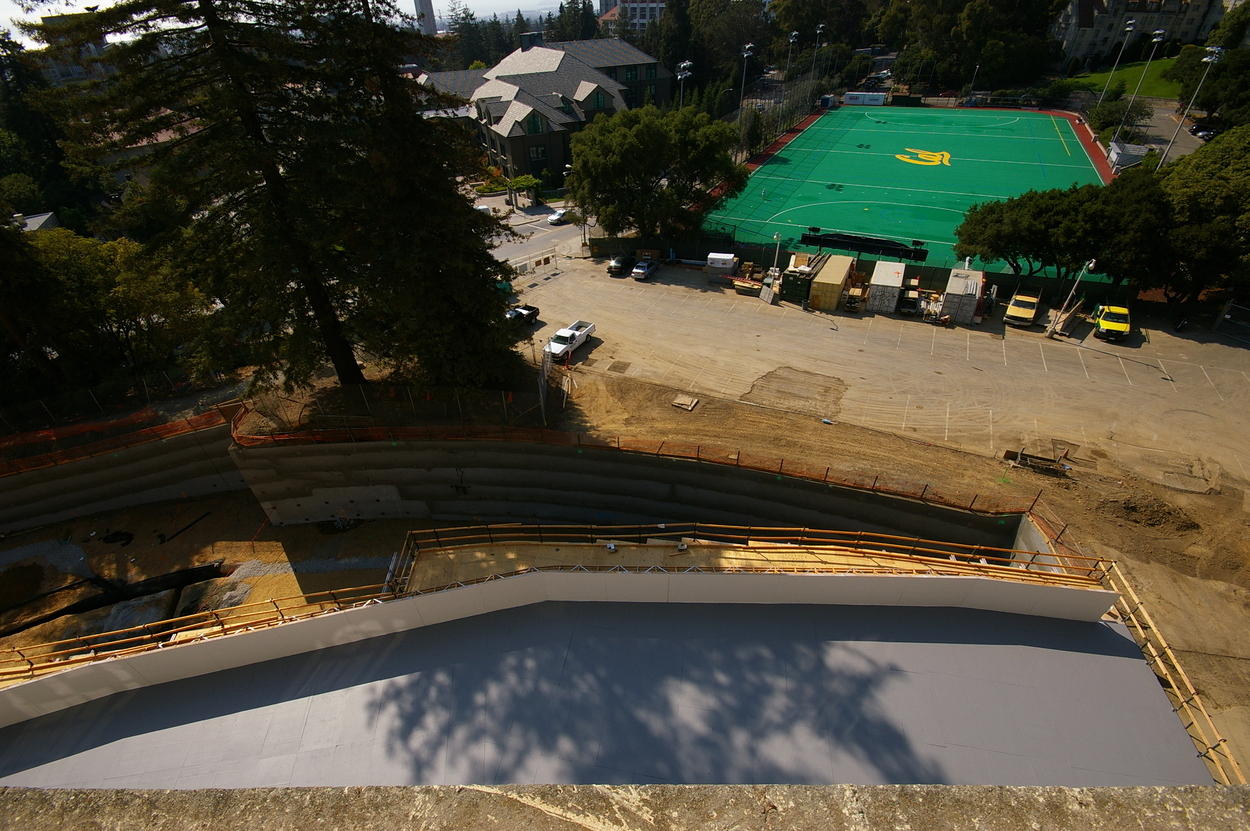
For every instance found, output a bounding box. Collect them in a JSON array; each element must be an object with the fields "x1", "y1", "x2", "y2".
[
  {"x1": 0, "y1": 407, "x2": 161, "y2": 451},
  {"x1": 0, "y1": 409, "x2": 229, "y2": 478},
  {"x1": 232, "y1": 415, "x2": 1044, "y2": 517}
]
